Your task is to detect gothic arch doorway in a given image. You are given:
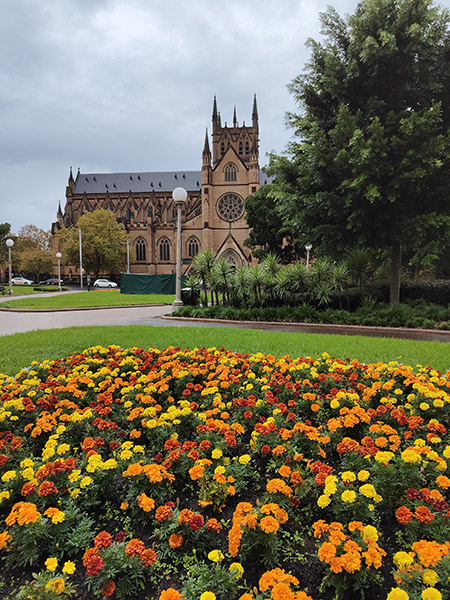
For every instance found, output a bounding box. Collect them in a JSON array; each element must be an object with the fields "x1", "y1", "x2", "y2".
[{"x1": 220, "y1": 248, "x2": 242, "y2": 267}]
